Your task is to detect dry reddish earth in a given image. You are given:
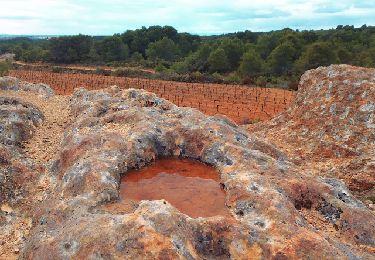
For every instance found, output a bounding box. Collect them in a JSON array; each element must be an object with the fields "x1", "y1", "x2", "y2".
[{"x1": 9, "y1": 70, "x2": 296, "y2": 124}]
